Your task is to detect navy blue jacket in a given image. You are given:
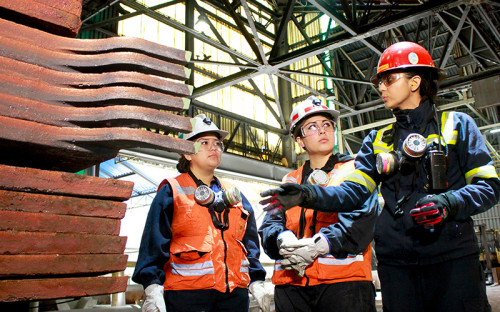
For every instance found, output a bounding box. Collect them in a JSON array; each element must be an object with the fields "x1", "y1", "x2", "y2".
[
  {"x1": 132, "y1": 175, "x2": 266, "y2": 289},
  {"x1": 308, "y1": 100, "x2": 500, "y2": 265}
]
